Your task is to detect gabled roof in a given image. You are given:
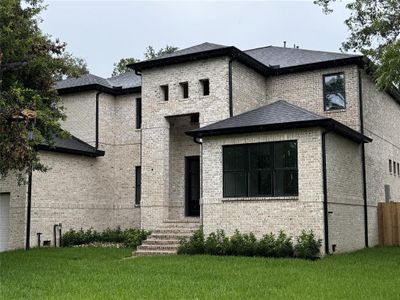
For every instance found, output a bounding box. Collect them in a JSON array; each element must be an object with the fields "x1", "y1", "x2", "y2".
[
  {"x1": 56, "y1": 72, "x2": 141, "y2": 95},
  {"x1": 36, "y1": 135, "x2": 105, "y2": 157},
  {"x1": 244, "y1": 46, "x2": 362, "y2": 71},
  {"x1": 187, "y1": 100, "x2": 371, "y2": 143}
]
